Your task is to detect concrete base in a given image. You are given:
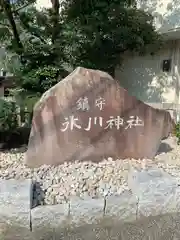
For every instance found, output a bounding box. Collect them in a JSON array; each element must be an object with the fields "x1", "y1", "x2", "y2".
[
  {"x1": 0, "y1": 179, "x2": 32, "y2": 228},
  {"x1": 1, "y1": 167, "x2": 180, "y2": 238}
]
